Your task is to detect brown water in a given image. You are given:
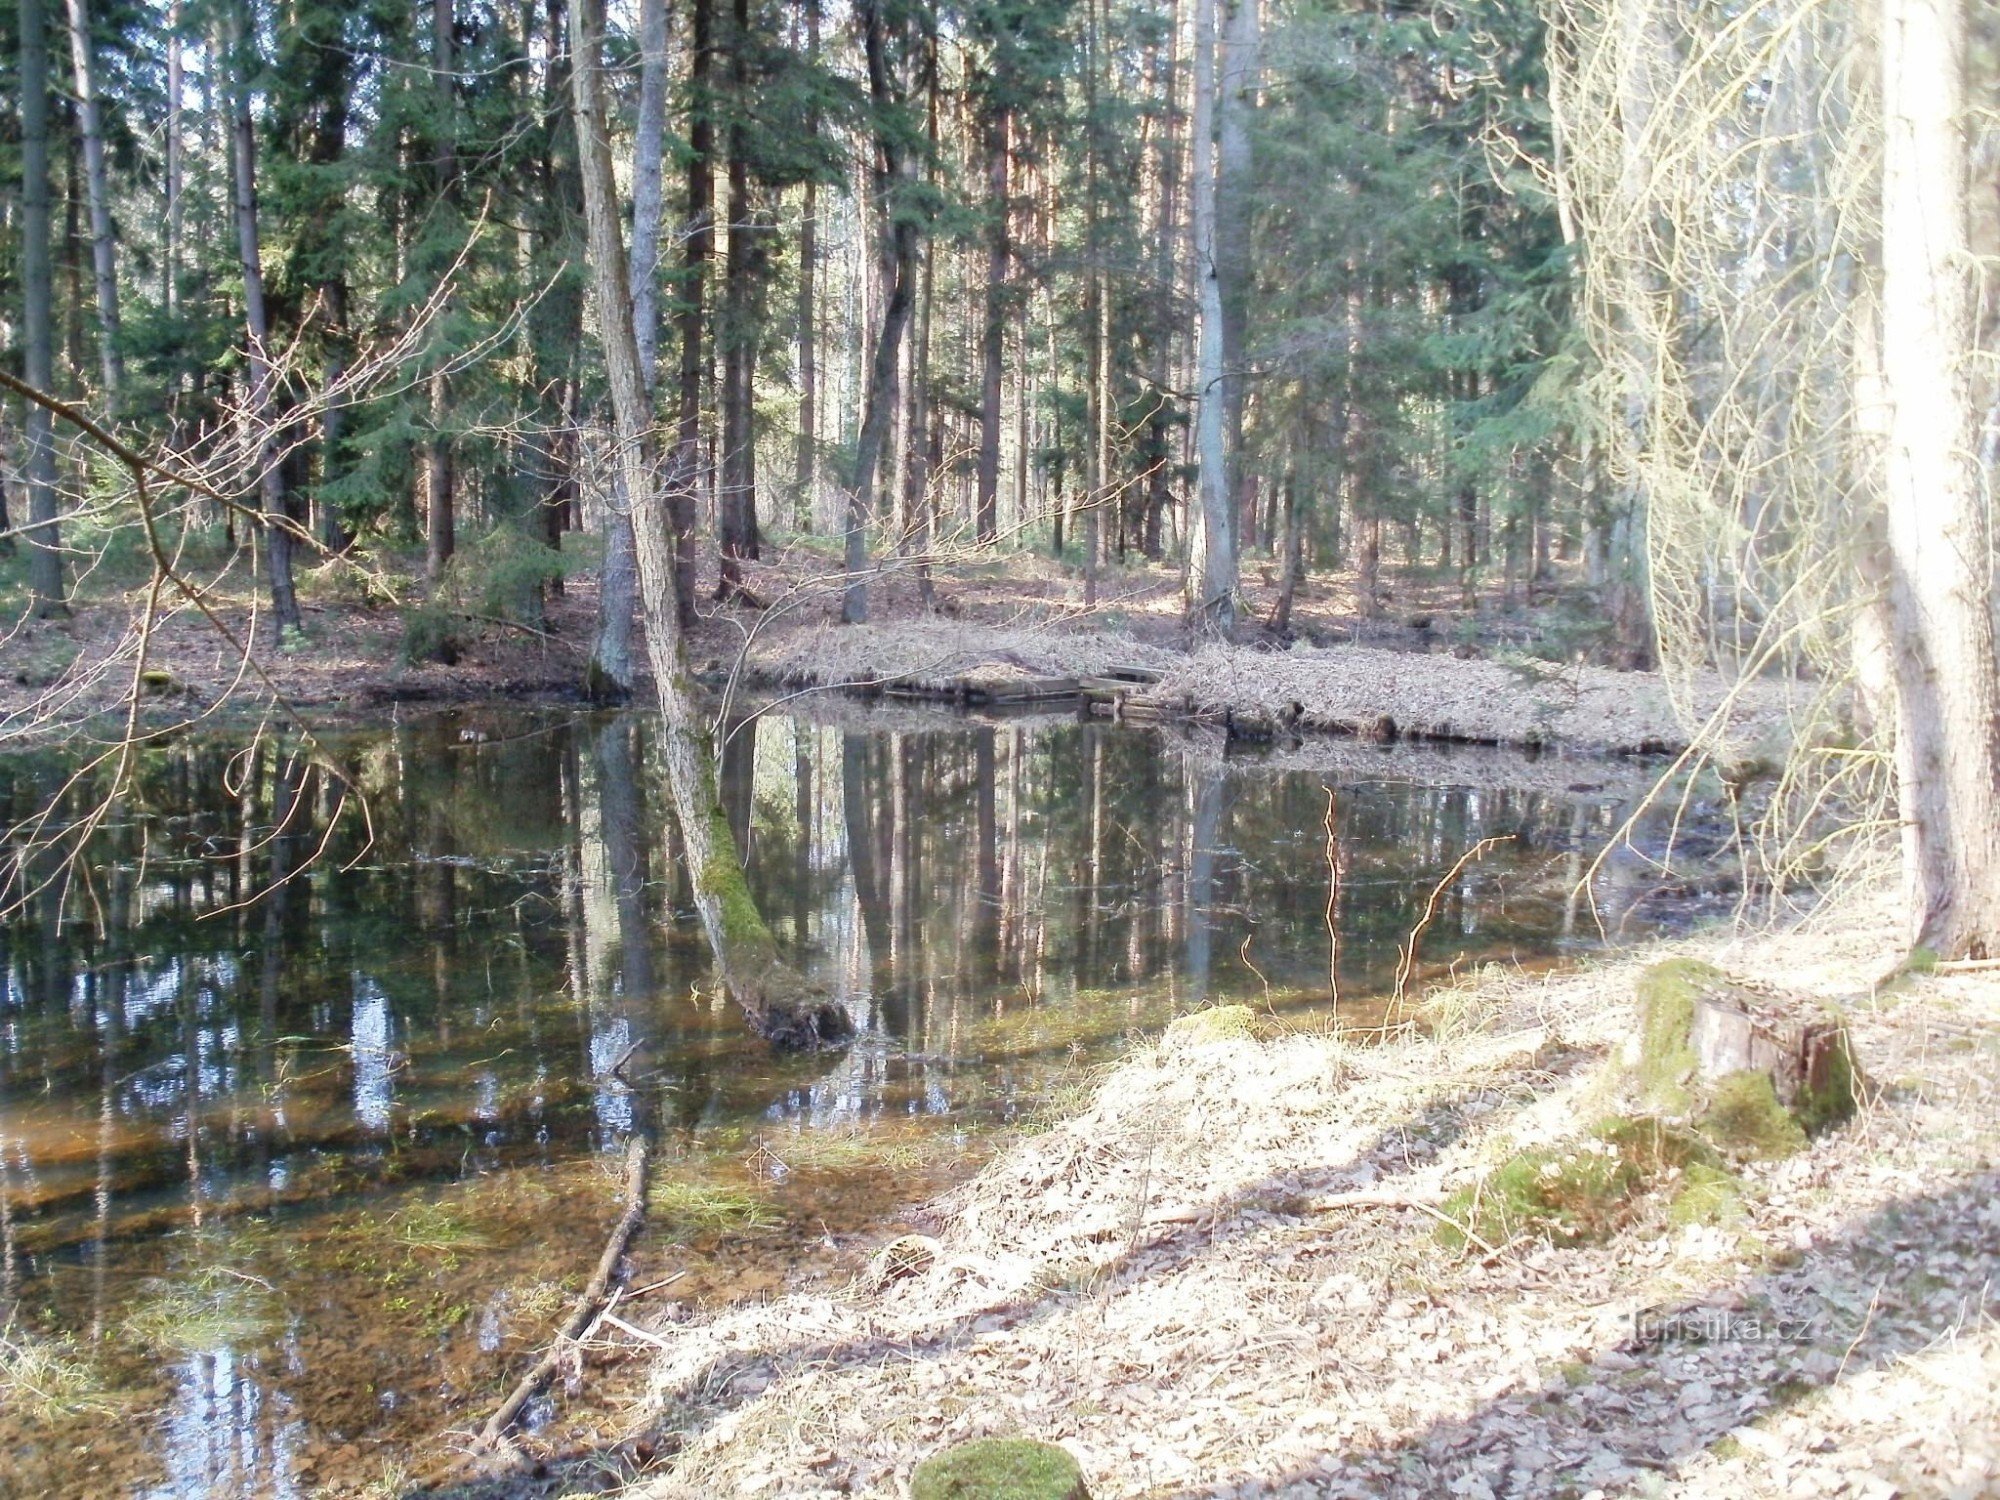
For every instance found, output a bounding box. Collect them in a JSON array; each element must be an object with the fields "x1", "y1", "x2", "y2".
[{"x1": 0, "y1": 704, "x2": 1653, "y2": 1496}]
